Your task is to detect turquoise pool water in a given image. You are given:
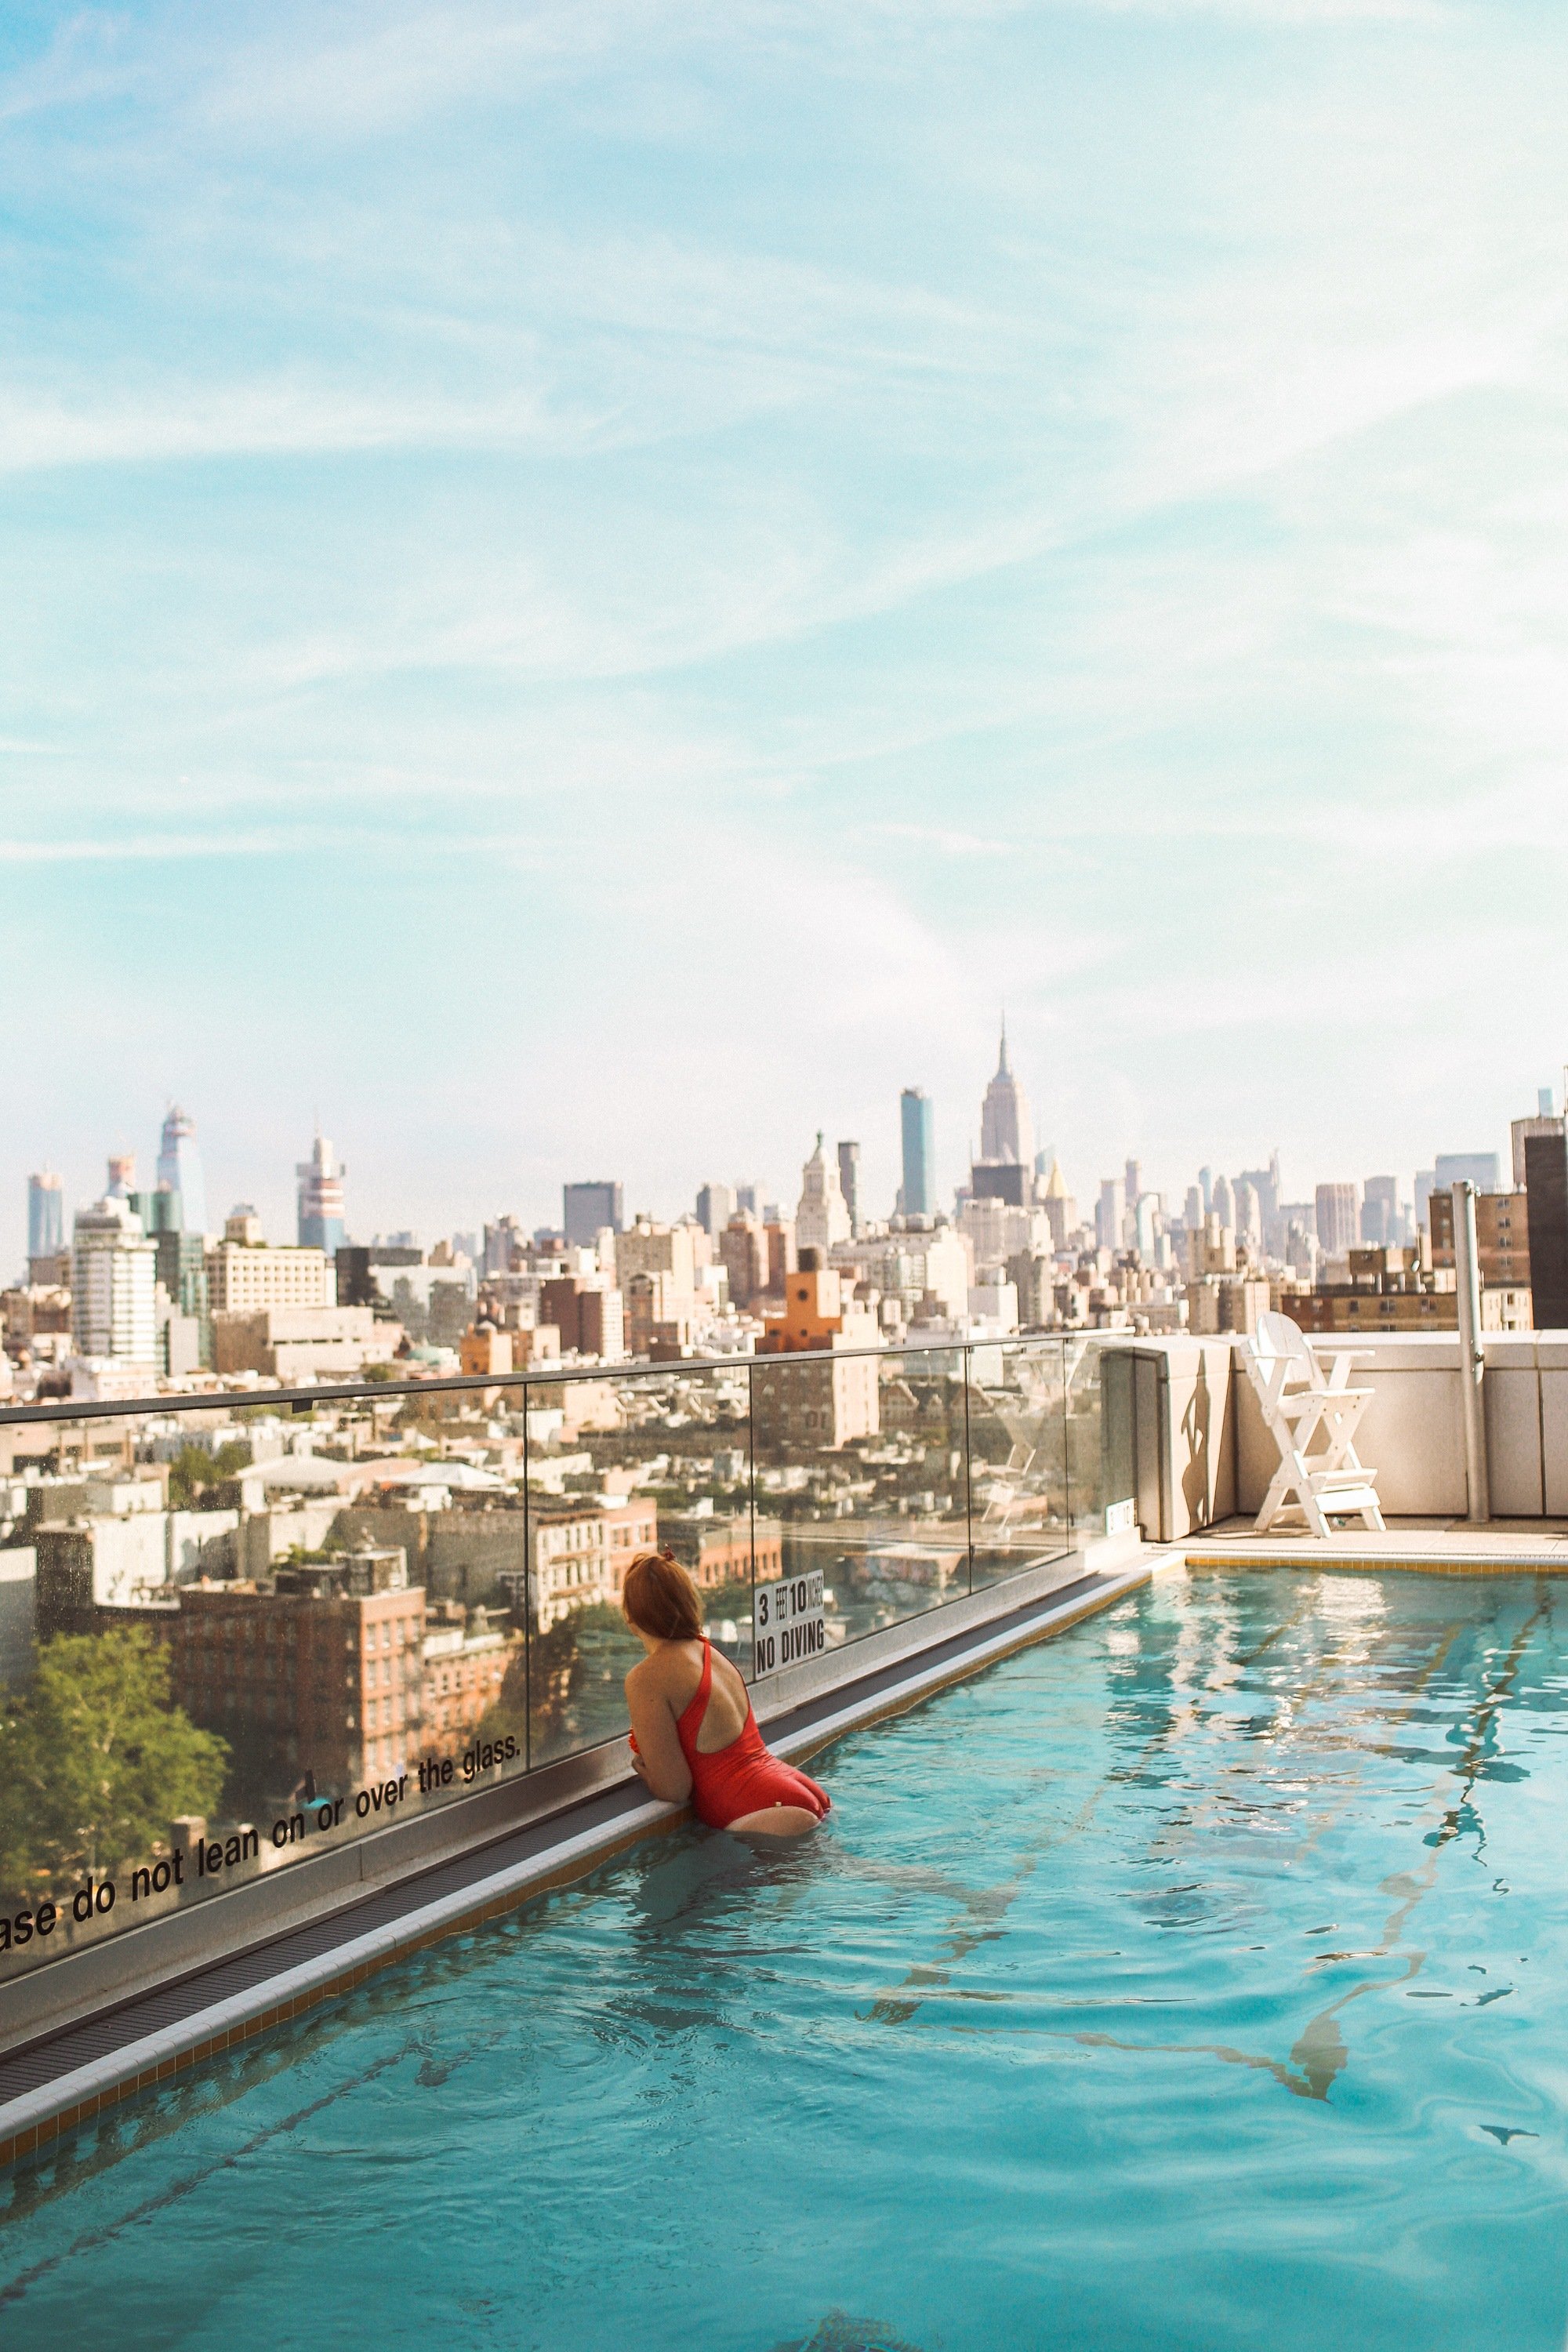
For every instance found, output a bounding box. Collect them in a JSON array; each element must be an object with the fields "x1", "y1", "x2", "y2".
[{"x1": 5, "y1": 1566, "x2": 1568, "y2": 2351}]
